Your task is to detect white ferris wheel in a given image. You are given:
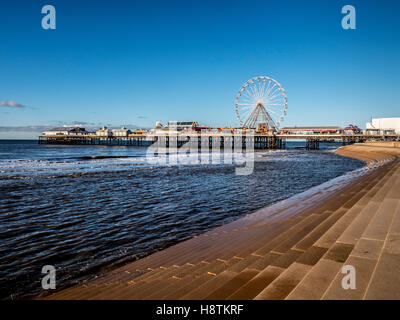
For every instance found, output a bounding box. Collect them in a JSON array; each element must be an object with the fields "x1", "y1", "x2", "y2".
[{"x1": 235, "y1": 76, "x2": 288, "y2": 130}]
